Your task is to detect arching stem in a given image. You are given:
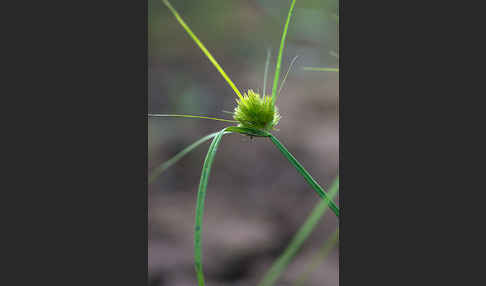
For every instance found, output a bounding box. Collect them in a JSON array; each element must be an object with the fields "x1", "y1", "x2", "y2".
[
  {"x1": 194, "y1": 127, "x2": 230, "y2": 285},
  {"x1": 268, "y1": 134, "x2": 339, "y2": 217}
]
